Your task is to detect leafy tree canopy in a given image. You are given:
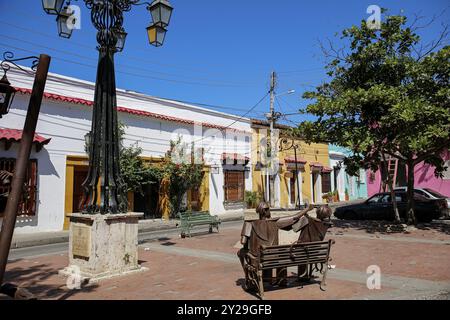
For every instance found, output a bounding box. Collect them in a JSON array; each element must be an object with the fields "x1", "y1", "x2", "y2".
[{"x1": 296, "y1": 11, "x2": 449, "y2": 224}]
